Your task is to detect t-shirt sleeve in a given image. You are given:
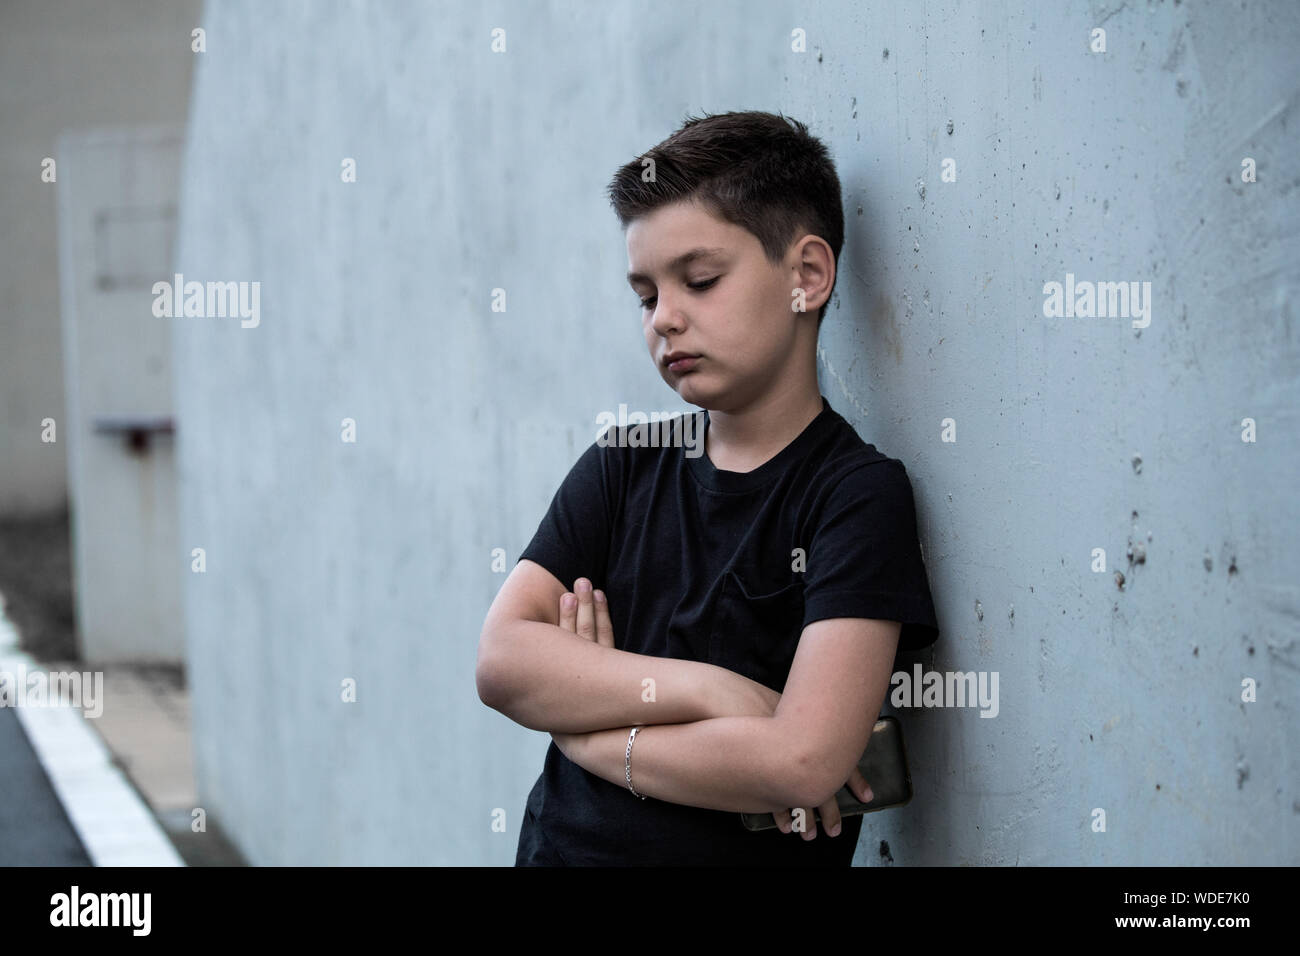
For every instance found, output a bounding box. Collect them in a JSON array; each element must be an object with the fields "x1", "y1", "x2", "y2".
[
  {"x1": 801, "y1": 459, "x2": 940, "y2": 652},
  {"x1": 516, "y1": 439, "x2": 615, "y2": 595}
]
